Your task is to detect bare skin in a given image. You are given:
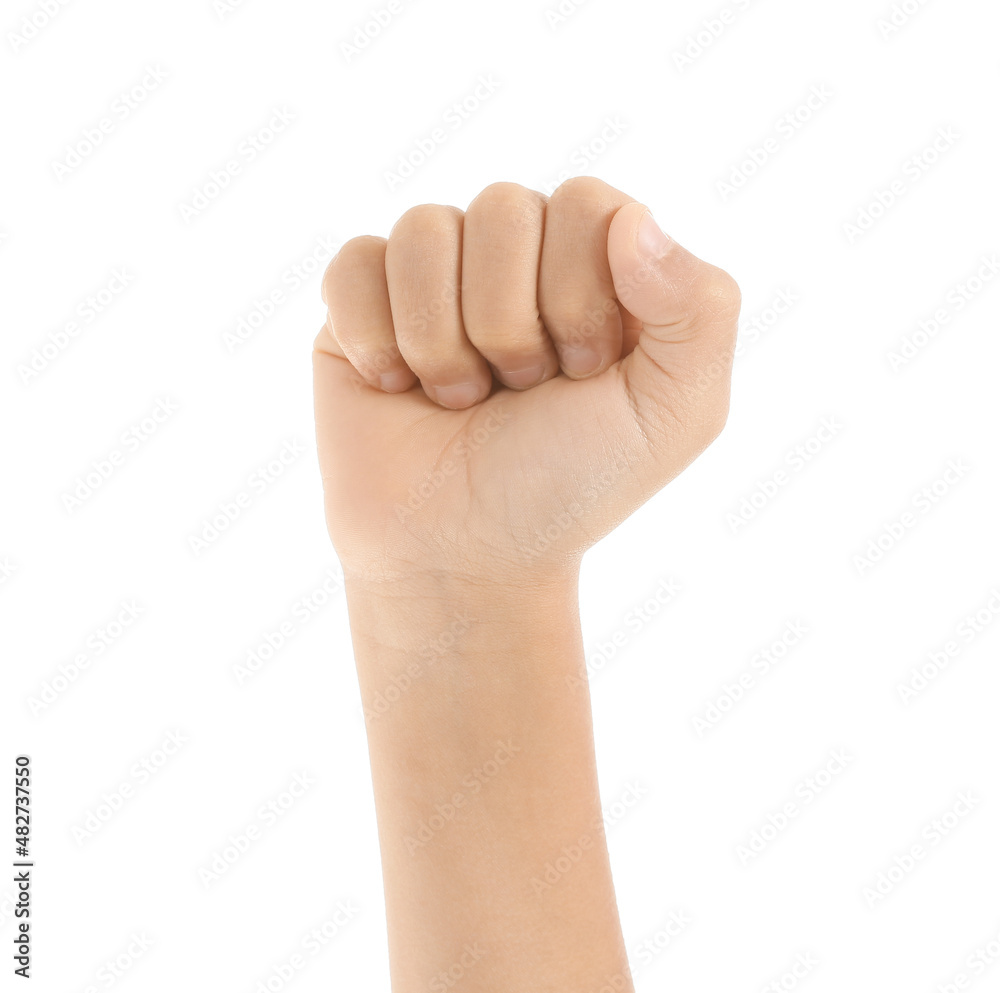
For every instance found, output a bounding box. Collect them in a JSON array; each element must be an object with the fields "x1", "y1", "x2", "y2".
[{"x1": 313, "y1": 176, "x2": 740, "y2": 991}]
